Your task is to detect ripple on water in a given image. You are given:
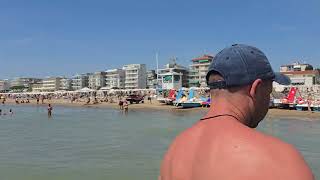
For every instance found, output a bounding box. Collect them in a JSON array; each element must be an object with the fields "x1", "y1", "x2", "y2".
[{"x1": 0, "y1": 105, "x2": 319, "y2": 179}]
